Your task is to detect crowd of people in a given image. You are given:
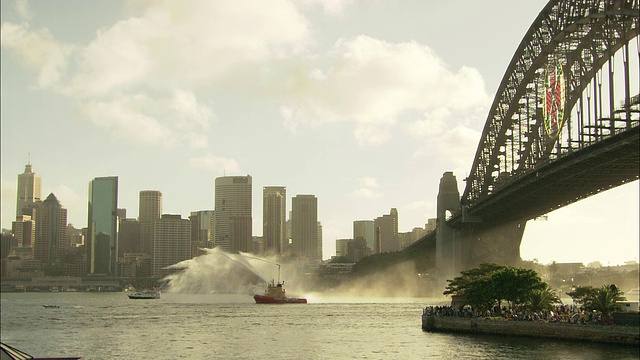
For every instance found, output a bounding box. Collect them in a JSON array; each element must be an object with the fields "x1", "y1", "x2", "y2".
[{"x1": 423, "y1": 304, "x2": 610, "y2": 324}]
